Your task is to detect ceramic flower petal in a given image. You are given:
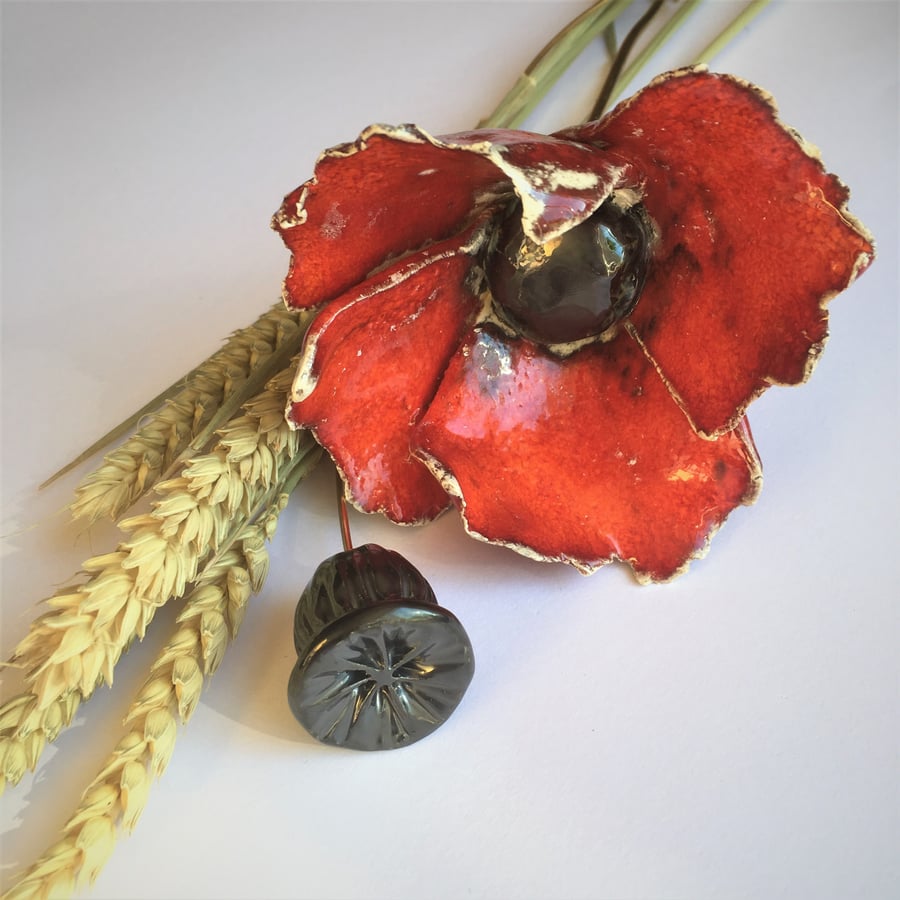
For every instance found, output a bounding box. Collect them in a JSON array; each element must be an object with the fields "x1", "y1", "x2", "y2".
[
  {"x1": 275, "y1": 68, "x2": 873, "y2": 581},
  {"x1": 414, "y1": 327, "x2": 761, "y2": 582},
  {"x1": 272, "y1": 124, "x2": 630, "y2": 310},
  {"x1": 287, "y1": 224, "x2": 487, "y2": 523},
  {"x1": 561, "y1": 68, "x2": 875, "y2": 436},
  {"x1": 439, "y1": 128, "x2": 635, "y2": 242}
]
